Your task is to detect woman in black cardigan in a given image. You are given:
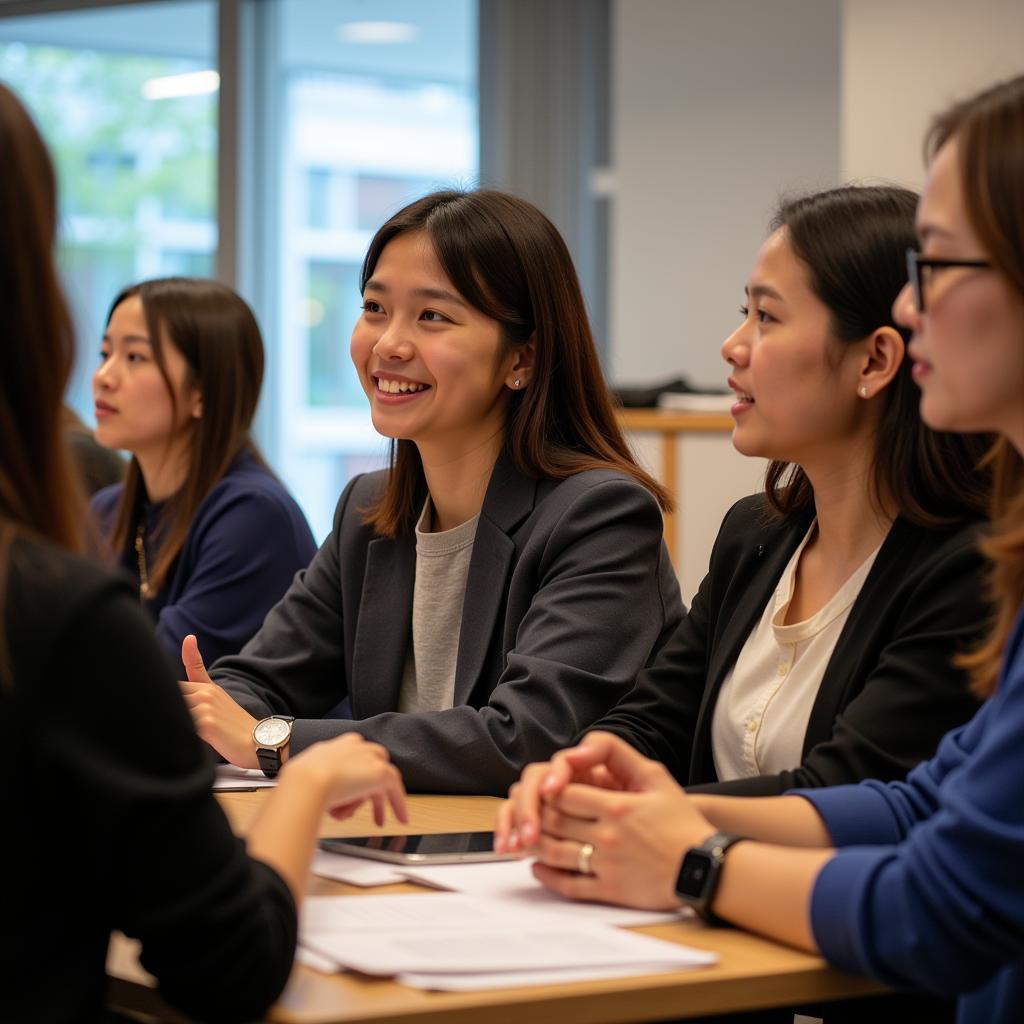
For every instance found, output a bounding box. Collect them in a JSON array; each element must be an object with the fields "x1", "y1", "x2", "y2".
[
  {"x1": 0, "y1": 82, "x2": 406, "y2": 1024},
  {"x1": 499, "y1": 184, "x2": 992, "y2": 849}
]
